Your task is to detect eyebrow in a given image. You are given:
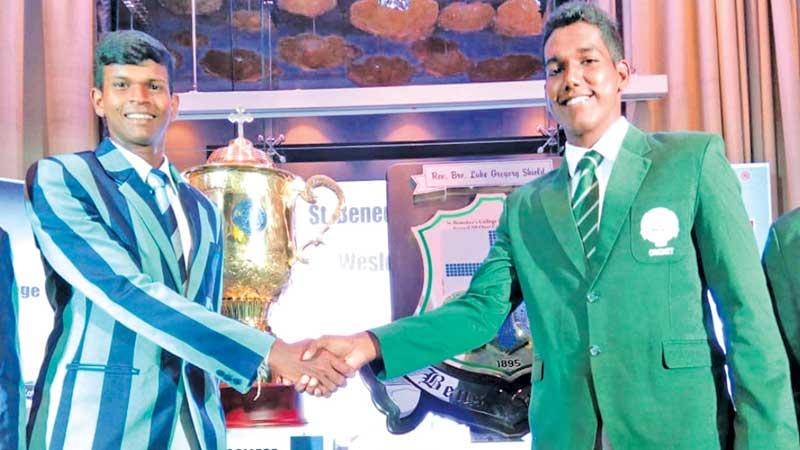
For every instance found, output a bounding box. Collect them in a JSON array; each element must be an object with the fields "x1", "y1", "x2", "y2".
[
  {"x1": 576, "y1": 46, "x2": 601, "y2": 54},
  {"x1": 545, "y1": 46, "x2": 602, "y2": 66},
  {"x1": 109, "y1": 76, "x2": 167, "y2": 84}
]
